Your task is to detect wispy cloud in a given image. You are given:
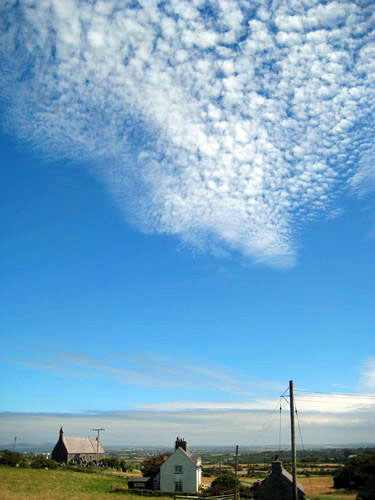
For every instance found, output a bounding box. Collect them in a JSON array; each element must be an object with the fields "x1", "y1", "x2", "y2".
[
  {"x1": 360, "y1": 357, "x2": 375, "y2": 390},
  {"x1": 20, "y1": 350, "x2": 284, "y2": 397},
  {"x1": 138, "y1": 392, "x2": 375, "y2": 414},
  {"x1": 1, "y1": 1, "x2": 375, "y2": 266}
]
